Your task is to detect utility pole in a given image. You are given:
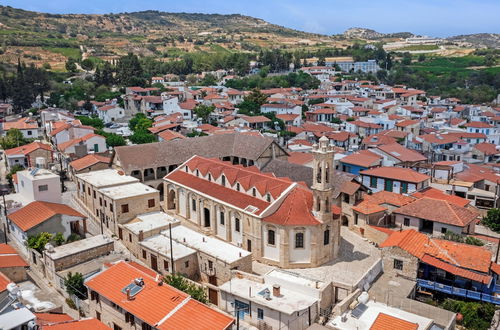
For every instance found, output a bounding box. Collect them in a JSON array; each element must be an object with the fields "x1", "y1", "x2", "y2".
[{"x1": 169, "y1": 223, "x2": 175, "y2": 274}]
